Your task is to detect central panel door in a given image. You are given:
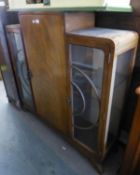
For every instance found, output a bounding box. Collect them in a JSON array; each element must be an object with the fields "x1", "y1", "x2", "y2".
[{"x1": 19, "y1": 13, "x2": 71, "y2": 135}]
